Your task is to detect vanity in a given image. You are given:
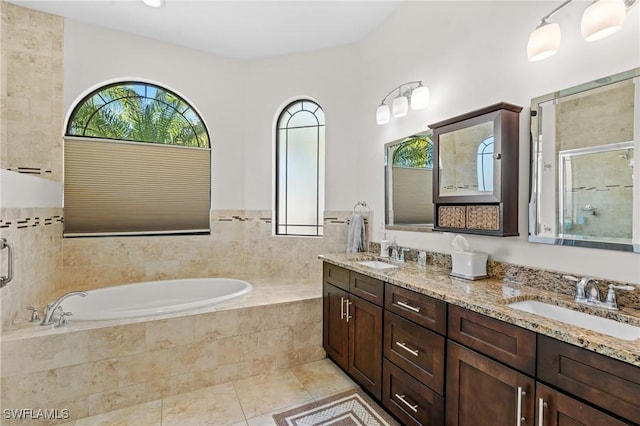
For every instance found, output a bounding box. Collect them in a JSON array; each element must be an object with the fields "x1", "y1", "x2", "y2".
[{"x1": 320, "y1": 255, "x2": 640, "y2": 426}]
